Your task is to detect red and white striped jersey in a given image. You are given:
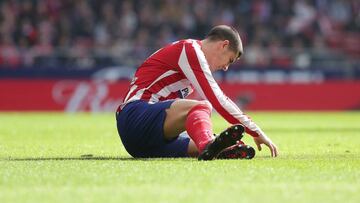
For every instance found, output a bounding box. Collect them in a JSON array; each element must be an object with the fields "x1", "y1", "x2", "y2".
[{"x1": 120, "y1": 39, "x2": 264, "y2": 137}]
